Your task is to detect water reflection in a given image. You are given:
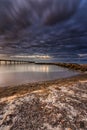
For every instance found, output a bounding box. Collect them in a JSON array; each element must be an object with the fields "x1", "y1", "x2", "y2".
[
  {"x1": 0, "y1": 64, "x2": 78, "y2": 87},
  {"x1": 0, "y1": 64, "x2": 50, "y2": 73}
]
